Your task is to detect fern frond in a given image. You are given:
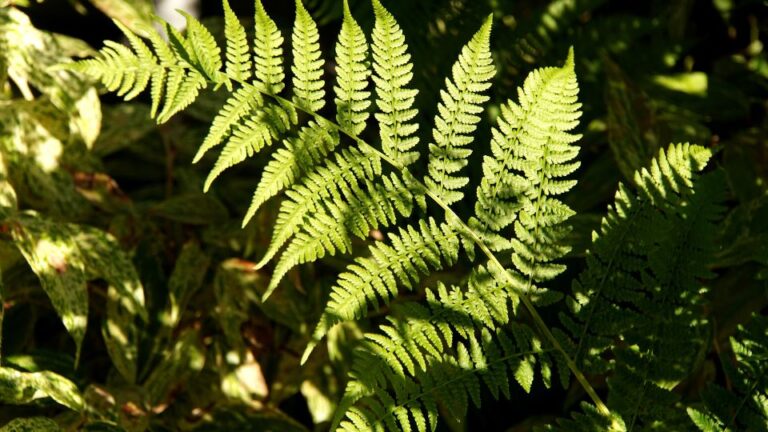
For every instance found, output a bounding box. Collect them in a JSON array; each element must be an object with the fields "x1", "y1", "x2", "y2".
[
  {"x1": 254, "y1": 0, "x2": 285, "y2": 93},
  {"x1": 242, "y1": 121, "x2": 340, "y2": 226},
  {"x1": 193, "y1": 83, "x2": 264, "y2": 163},
  {"x1": 266, "y1": 173, "x2": 415, "y2": 298},
  {"x1": 156, "y1": 66, "x2": 206, "y2": 124},
  {"x1": 139, "y1": 22, "x2": 176, "y2": 118},
  {"x1": 542, "y1": 403, "x2": 627, "y2": 432},
  {"x1": 70, "y1": 27, "x2": 152, "y2": 101},
  {"x1": 425, "y1": 16, "x2": 495, "y2": 205},
  {"x1": 562, "y1": 143, "x2": 714, "y2": 371},
  {"x1": 331, "y1": 264, "x2": 567, "y2": 430},
  {"x1": 177, "y1": 11, "x2": 223, "y2": 82},
  {"x1": 560, "y1": 143, "x2": 725, "y2": 429},
  {"x1": 255, "y1": 147, "x2": 383, "y2": 269},
  {"x1": 501, "y1": 49, "x2": 581, "y2": 288},
  {"x1": 335, "y1": 0, "x2": 371, "y2": 135},
  {"x1": 222, "y1": 0, "x2": 251, "y2": 82},
  {"x1": 203, "y1": 101, "x2": 297, "y2": 191},
  {"x1": 688, "y1": 314, "x2": 768, "y2": 432},
  {"x1": 69, "y1": 20, "x2": 208, "y2": 124},
  {"x1": 305, "y1": 218, "x2": 460, "y2": 362},
  {"x1": 292, "y1": 0, "x2": 325, "y2": 112},
  {"x1": 371, "y1": 0, "x2": 420, "y2": 166}
]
